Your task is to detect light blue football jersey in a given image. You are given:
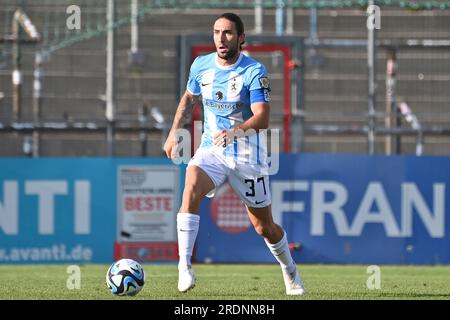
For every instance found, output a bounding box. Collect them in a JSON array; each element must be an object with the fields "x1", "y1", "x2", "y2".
[{"x1": 186, "y1": 52, "x2": 271, "y2": 168}]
